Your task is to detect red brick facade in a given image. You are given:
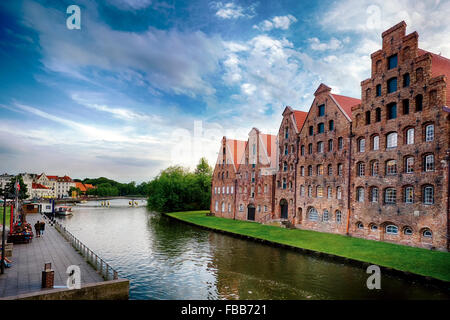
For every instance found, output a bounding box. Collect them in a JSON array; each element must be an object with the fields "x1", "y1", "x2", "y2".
[{"x1": 210, "y1": 21, "x2": 450, "y2": 251}]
